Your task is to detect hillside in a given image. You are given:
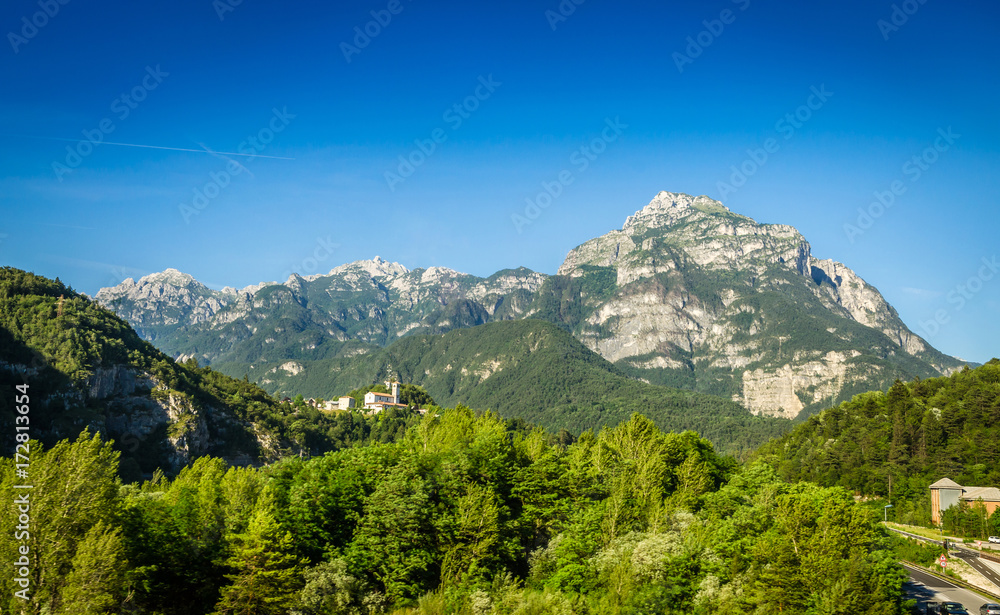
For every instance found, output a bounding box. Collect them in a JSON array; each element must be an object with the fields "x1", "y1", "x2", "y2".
[
  {"x1": 754, "y1": 359, "x2": 1000, "y2": 524},
  {"x1": 0, "y1": 267, "x2": 408, "y2": 477},
  {"x1": 217, "y1": 319, "x2": 790, "y2": 456},
  {"x1": 96, "y1": 192, "x2": 965, "y2": 420}
]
